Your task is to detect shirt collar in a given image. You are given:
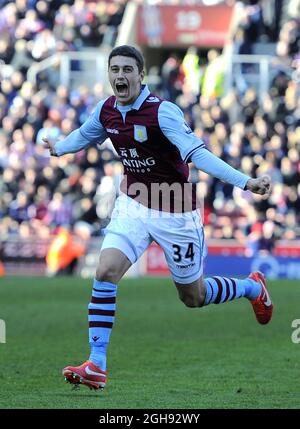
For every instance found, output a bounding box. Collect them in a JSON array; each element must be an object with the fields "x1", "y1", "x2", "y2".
[{"x1": 114, "y1": 84, "x2": 150, "y2": 111}]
